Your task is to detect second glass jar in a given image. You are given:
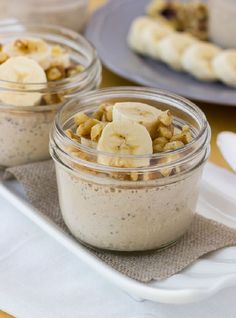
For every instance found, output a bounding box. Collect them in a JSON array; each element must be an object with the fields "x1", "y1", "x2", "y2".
[{"x1": 0, "y1": 23, "x2": 101, "y2": 167}]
